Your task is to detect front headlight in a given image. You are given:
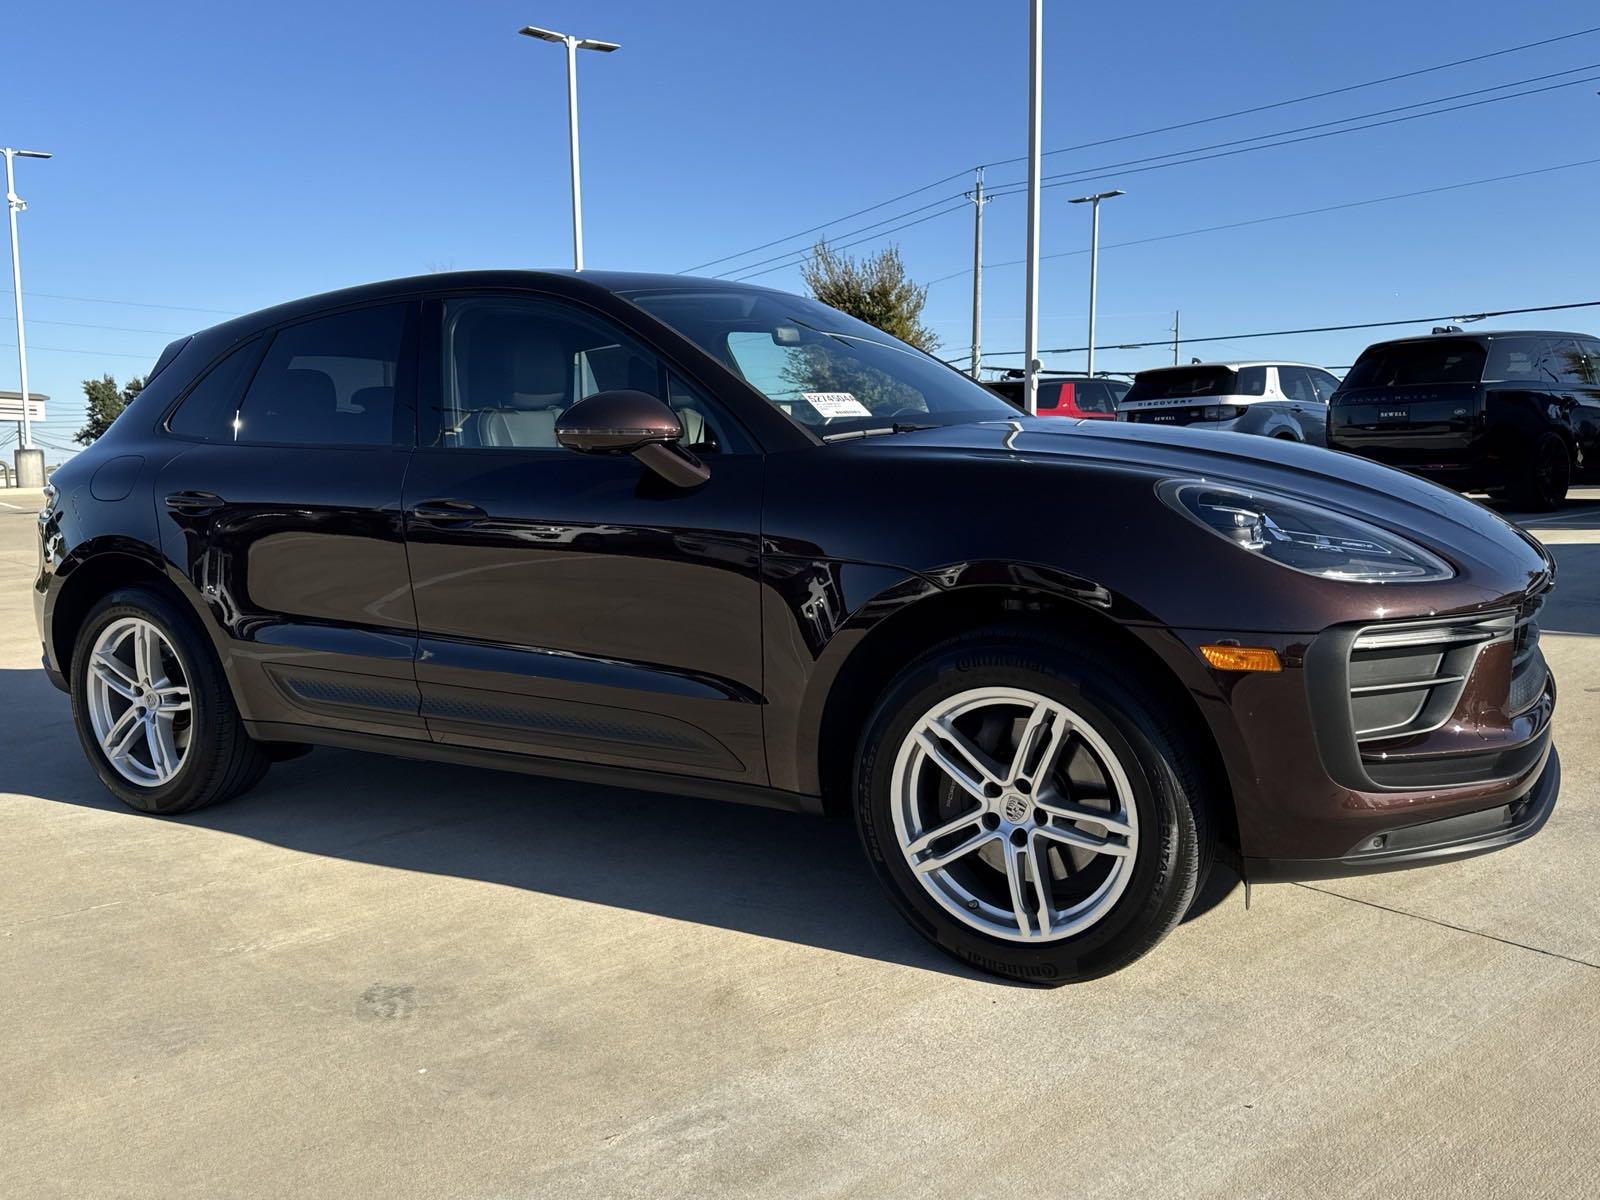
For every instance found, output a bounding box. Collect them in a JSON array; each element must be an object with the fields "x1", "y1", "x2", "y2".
[{"x1": 1158, "y1": 480, "x2": 1454, "y2": 583}]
